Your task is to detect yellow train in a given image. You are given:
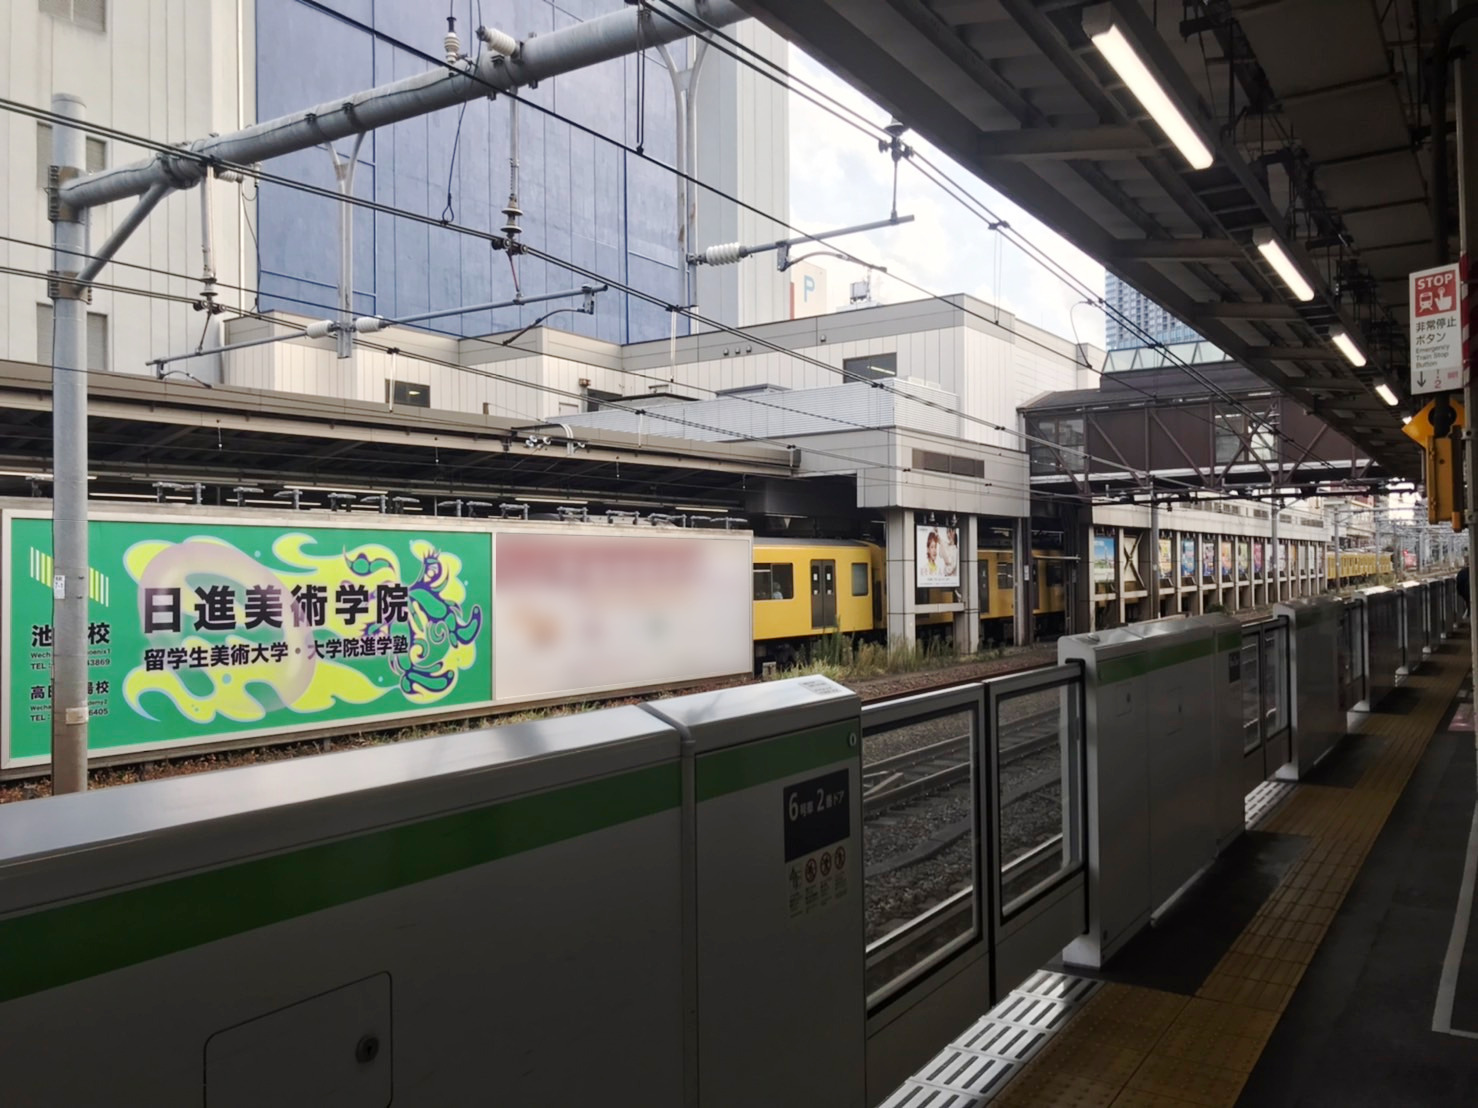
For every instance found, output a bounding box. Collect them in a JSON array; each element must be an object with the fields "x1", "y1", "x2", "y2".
[
  {"x1": 1326, "y1": 550, "x2": 1393, "y2": 584},
  {"x1": 751, "y1": 538, "x2": 1066, "y2": 664}
]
